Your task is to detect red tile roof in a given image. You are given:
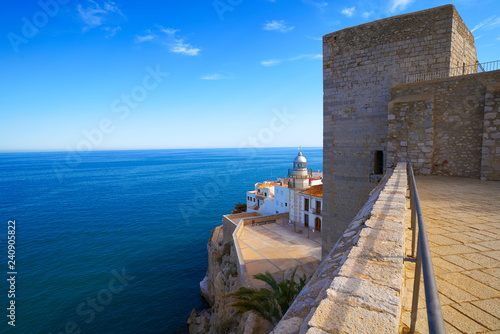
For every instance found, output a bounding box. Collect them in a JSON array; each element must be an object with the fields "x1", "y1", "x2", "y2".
[{"x1": 301, "y1": 184, "x2": 323, "y2": 197}]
